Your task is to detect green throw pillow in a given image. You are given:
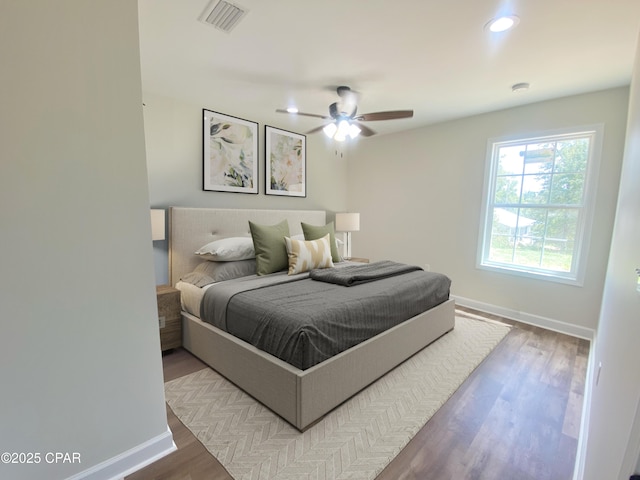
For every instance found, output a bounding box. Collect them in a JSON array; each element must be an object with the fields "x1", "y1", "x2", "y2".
[
  {"x1": 249, "y1": 219, "x2": 290, "y2": 275},
  {"x1": 301, "y1": 221, "x2": 341, "y2": 263}
]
